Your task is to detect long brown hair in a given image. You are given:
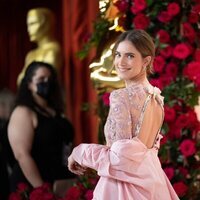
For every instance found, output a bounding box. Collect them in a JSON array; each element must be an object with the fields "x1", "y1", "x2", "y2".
[{"x1": 113, "y1": 29, "x2": 155, "y2": 74}]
